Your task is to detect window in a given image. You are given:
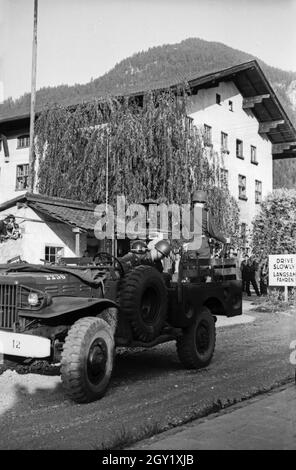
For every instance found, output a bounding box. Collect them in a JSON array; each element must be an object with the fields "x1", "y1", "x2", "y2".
[
  {"x1": 16, "y1": 164, "x2": 29, "y2": 191},
  {"x1": 229, "y1": 100, "x2": 233, "y2": 112},
  {"x1": 45, "y1": 246, "x2": 64, "y2": 263},
  {"x1": 221, "y1": 132, "x2": 229, "y2": 153},
  {"x1": 238, "y1": 174, "x2": 247, "y2": 200},
  {"x1": 186, "y1": 116, "x2": 193, "y2": 131},
  {"x1": 251, "y1": 145, "x2": 258, "y2": 164},
  {"x1": 204, "y1": 124, "x2": 212, "y2": 146},
  {"x1": 255, "y1": 180, "x2": 262, "y2": 204},
  {"x1": 216, "y1": 93, "x2": 221, "y2": 105},
  {"x1": 17, "y1": 135, "x2": 30, "y2": 149},
  {"x1": 236, "y1": 139, "x2": 244, "y2": 159},
  {"x1": 220, "y1": 168, "x2": 229, "y2": 189}
]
